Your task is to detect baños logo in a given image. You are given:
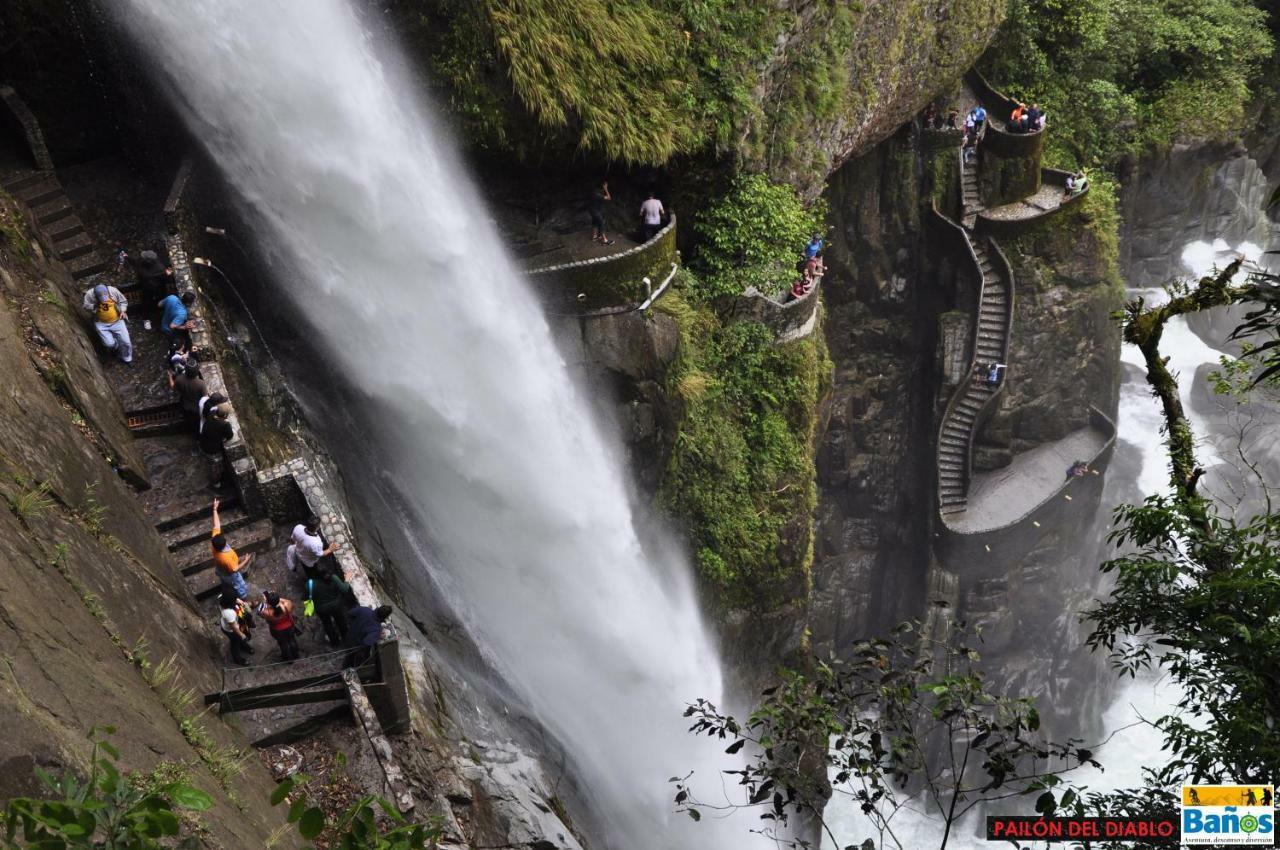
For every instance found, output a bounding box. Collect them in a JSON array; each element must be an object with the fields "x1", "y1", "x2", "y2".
[{"x1": 1182, "y1": 785, "x2": 1275, "y2": 845}]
